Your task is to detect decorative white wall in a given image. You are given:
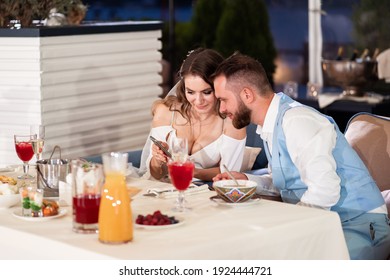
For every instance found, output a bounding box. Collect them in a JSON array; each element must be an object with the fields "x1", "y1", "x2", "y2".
[{"x1": 0, "y1": 25, "x2": 162, "y2": 166}]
